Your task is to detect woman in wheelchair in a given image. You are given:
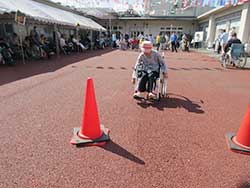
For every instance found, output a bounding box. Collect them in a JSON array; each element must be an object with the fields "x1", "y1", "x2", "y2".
[{"x1": 132, "y1": 41, "x2": 168, "y2": 99}]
